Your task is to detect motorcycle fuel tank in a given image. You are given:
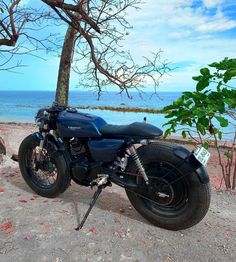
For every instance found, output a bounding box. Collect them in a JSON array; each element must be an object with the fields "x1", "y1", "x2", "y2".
[{"x1": 57, "y1": 109, "x2": 107, "y2": 138}]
